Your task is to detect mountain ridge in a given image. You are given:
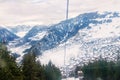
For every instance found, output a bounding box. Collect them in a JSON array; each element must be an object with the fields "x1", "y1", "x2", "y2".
[
  {"x1": 30, "y1": 12, "x2": 120, "y2": 55},
  {"x1": 0, "y1": 26, "x2": 19, "y2": 42},
  {"x1": 6, "y1": 11, "x2": 120, "y2": 68}
]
